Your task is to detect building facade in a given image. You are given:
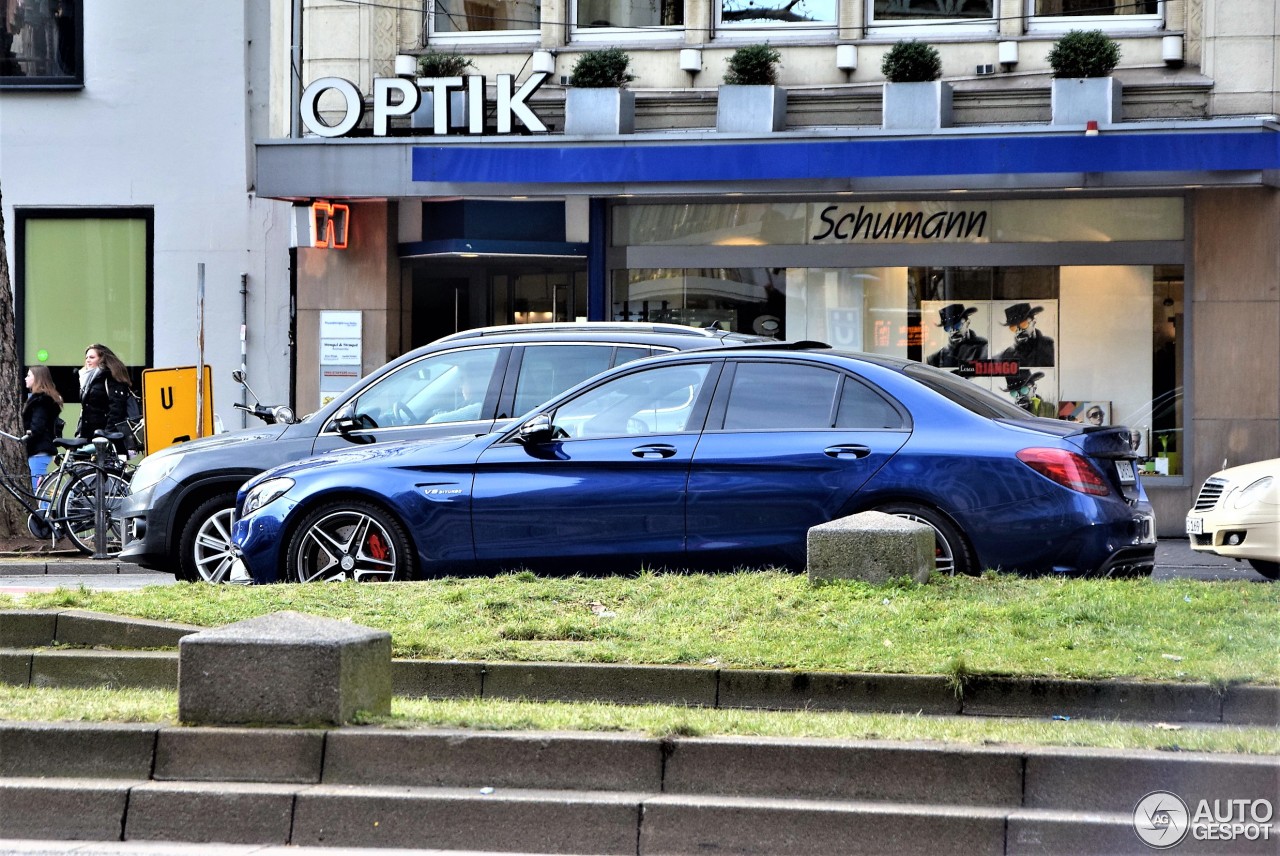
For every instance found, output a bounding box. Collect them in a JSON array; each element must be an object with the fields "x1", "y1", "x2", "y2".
[{"x1": 1, "y1": 0, "x2": 294, "y2": 434}]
